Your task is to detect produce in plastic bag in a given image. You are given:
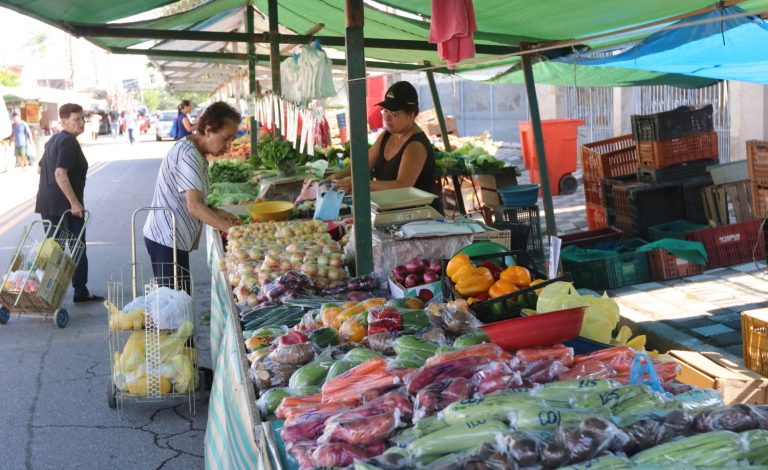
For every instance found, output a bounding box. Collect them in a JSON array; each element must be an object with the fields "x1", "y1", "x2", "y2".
[
  {"x1": 311, "y1": 442, "x2": 371, "y2": 468},
  {"x1": 407, "y1": 355, "x2": 493, "y2": 395},
  {"x1": 441, "y1": 389, "x2": 540, "y2": 425},
  {"x1": 423, "y1": 441, "x2": 512, "y2": 470},
  {"x1": 289, "y1": 354, "x2": 334, "y2": 388},
  {"x1": 269, "y1": 342, "x2": 315, "y2": 365},
  {"x1": 503, "y1": 432, "x2": 547, "y2": 468},
  {"x1": 631, "y1": 430, "x2": 745, "y2": 466},
  {"x1": 408, "y1": 419, "x2": 508, "y2": 457},
  {"x1": 515, "y1": 343, "x2": 574, "y2": 366},
  {"x1": 257, "y1": 387, "x2": 291, "y2": 416},
  {"x1": 536, "y1": 282, "x2": 619, "y2": 343},
  {"x1": 321, "y1": 357, "x2": 398, "y2": 403},
  {"x1": 145, "y1": 286, "x2": 193, "y2": 330},
  {"x1": 414, "y1": 378, "x2": 475, "y2": 421},
  {"x1": 320, "y1": 409, "x2": 400, "y2": 446},
  {"x1": 424, "y1": 343, "x2": 506, "y2": 367},
  {"x1": 425, "y1": 302, "x2": 481, "y2": 336},
  {"x1": 671, "y1": 388, "x2": 723, "y2": 411},
  {"x1": 508, "y1": 405, "x2": 608, "y2": 432},
  {"x1": 520, "y1": 359, "x2": 569, "y2": 384},
  {"x1": 249, "y1": 355, "x2": 301, "y2": 390},
  {"x1": 693, "y1": 403, "x2": 768, "y2": 433},
  {"x1": 105, "y1": 299, "x2": 145, "y2": 330},
  {"x1": 617, "y1": 415, "x2": 667, "y2": 454},
  {"x1": 744, "y1": 429, "x2": 768, "y2": 465},
  {"x1": 558, "y1": 455, "x2": 634, "y2": 470},
  {"x1": 557, "y1": 359, "x2": 617, "y2": 381},
  {"x1": 471, "y1": 361, "x2": 522, "y2": 395},
  {"x1": 365, "y1": 332, "x2": 397, "y2": 355}
]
